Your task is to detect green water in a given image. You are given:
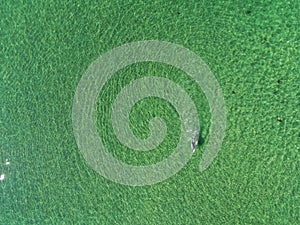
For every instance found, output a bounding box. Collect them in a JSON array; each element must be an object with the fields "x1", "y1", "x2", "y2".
[{"x1": 1, "y1": 0, "x2": 299, "y2": 224}]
